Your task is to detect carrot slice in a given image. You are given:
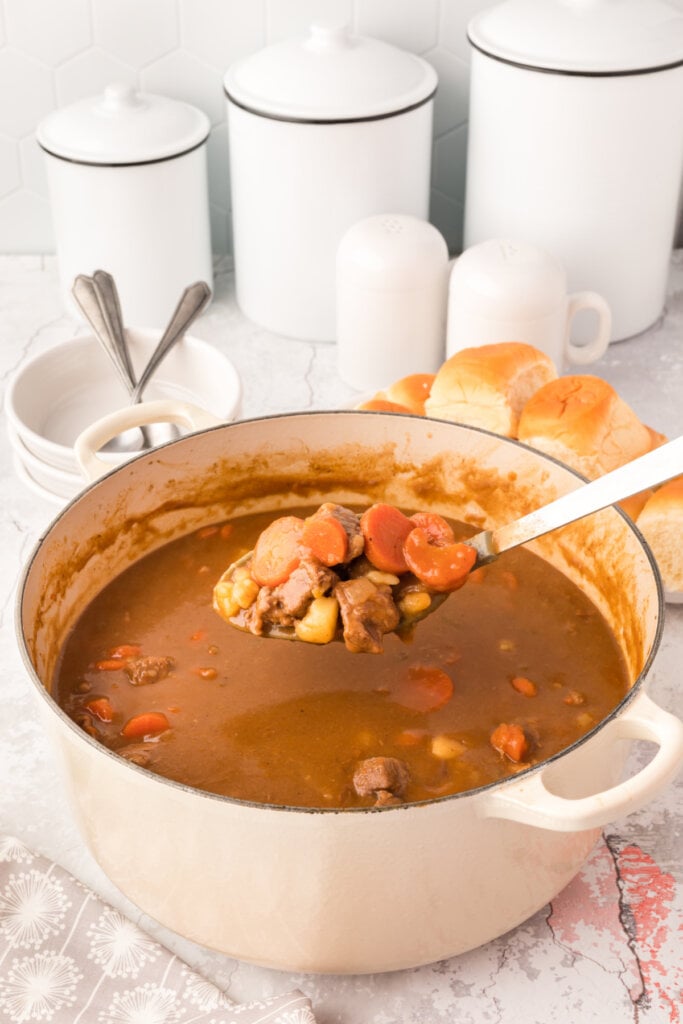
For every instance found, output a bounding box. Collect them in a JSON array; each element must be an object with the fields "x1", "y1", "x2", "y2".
[
  {"x1": 250, "y1": 515, "x2": 305, "y2": 587},
  {"x1": 94, "y1": 659, "x2": 127, "y2": 672},
  {"x1": 490, "y1": 722, "x2": 529, "y2": 762},
  {"x1": 395, "y1": 728, "x2": 429, "y2": 747},
  {"x1": 360, "y1": 504, "x2": 414, "y2": 573},
  {"x1": 403, "y1": 529, "x2": 477, "y2": 592},
  {"x1": 109, "y1": 644, "x2": 141, "y2": 659},
  {"x1": 511, "y1": 675, "x2": 537, "y2": 697},
  {"x1": 85, "y1": 697, "x2": 114, "y2": 722},
  {"x1": 301, "y1": 514, "x2": 348, "y2": 566},
  {"x1": 395, "y1": 665, "x2": 454, "y2": 712},
  {"x1": 197, "y1": 525, "x2": 219, "y2": 539},
  {"x1": 409, "y1": 512, "x2": 454, "y2": 546},
  {"x1": 121, "y1": 711, "x2": 170, "y2": 739}
]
